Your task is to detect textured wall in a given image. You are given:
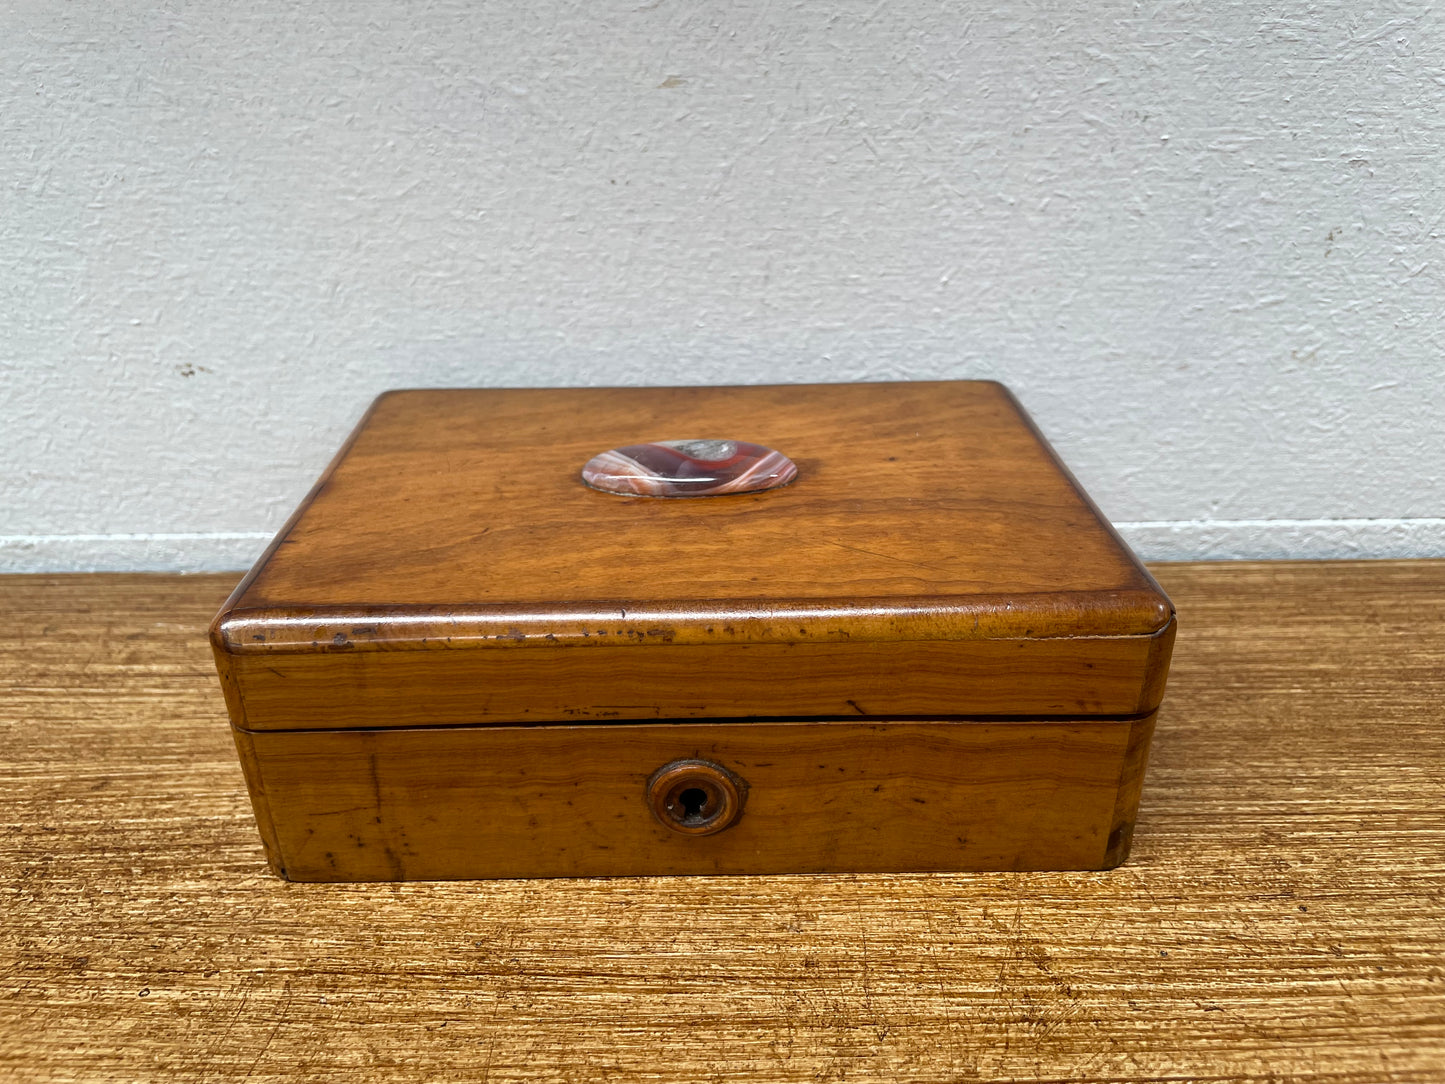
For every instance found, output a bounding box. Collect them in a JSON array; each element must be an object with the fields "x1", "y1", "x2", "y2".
[{"x1": 3, "y1": 1, "x2": 1442, "y2": 571}]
